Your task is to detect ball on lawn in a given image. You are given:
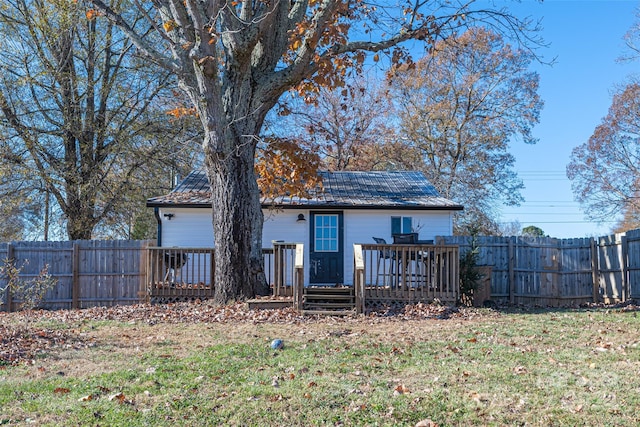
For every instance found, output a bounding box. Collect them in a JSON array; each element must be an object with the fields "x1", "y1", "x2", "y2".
[{"x1": 270, "y1": 339, "x2": 284, "y2": 350}]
